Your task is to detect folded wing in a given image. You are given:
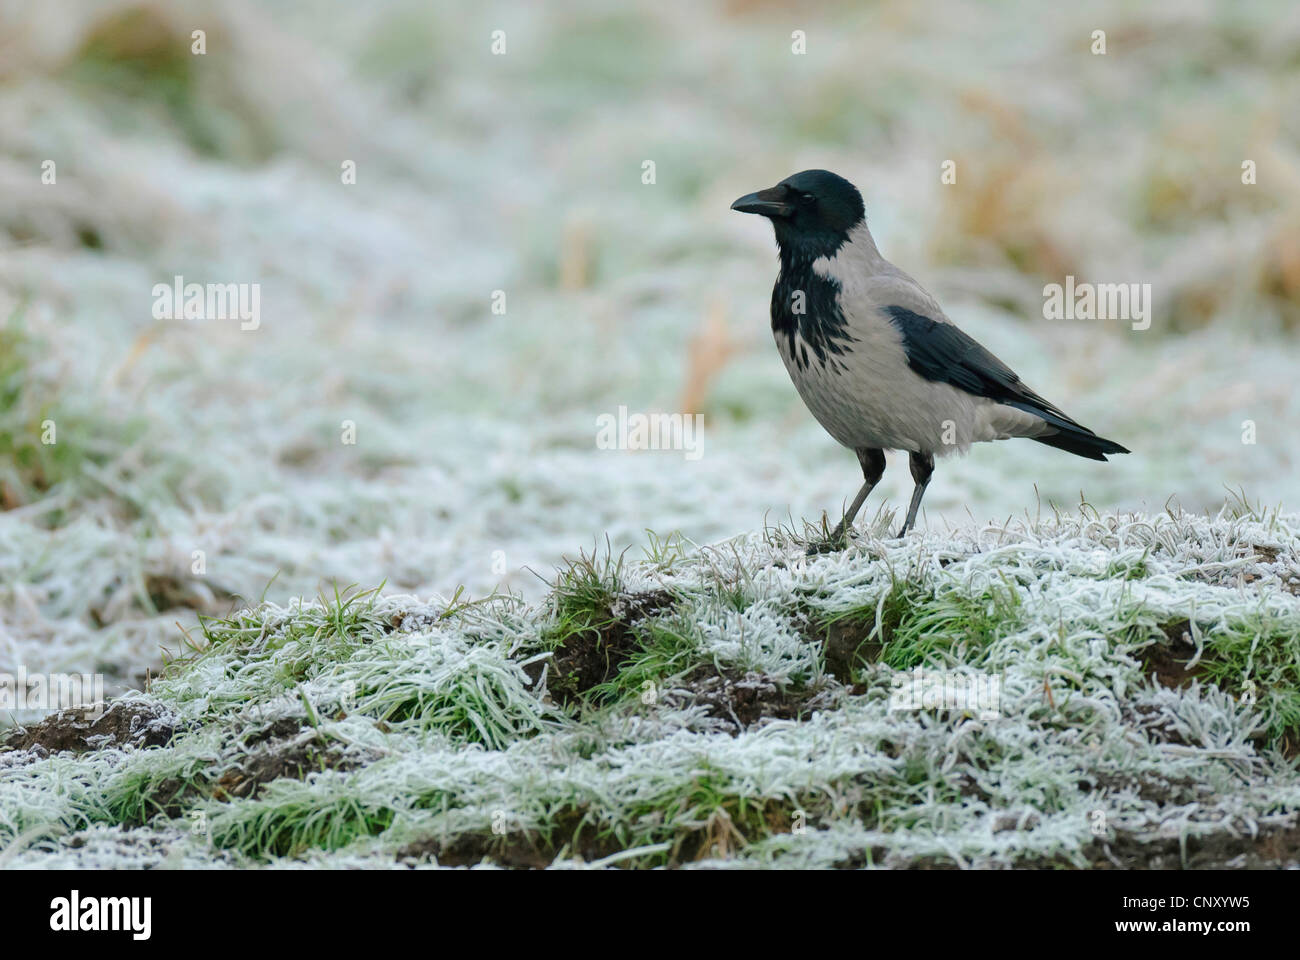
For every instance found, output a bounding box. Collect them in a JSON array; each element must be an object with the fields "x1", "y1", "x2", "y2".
[{"x1": 883, "y1": 305, "x2": 1129, "y2": 461}]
